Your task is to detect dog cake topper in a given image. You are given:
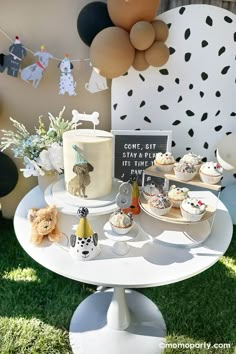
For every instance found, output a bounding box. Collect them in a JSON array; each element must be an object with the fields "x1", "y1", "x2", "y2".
[
  {"x1": 72, "y1": 110, "x2": 100, "y2": 131},
  {"x1": 69, "y1": 207, "x2": 100, "y2": 261},
  {"x1": 68, "y1": 145, "x2": 94, "y2": 198}
]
